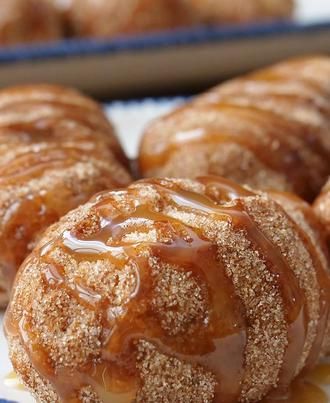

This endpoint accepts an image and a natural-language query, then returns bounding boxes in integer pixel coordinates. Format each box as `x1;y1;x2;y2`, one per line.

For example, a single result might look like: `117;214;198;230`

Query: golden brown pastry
139;56;330;201
5;176;330;403
64;0;293;38
0;84;131;307
0;0;62;46
314;178;330;245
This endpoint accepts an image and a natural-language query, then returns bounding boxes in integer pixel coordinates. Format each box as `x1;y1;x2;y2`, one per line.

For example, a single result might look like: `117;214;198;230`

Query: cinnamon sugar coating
0;0;62;45
5;176;330;403
139;56;330;201
314;178;330;246
0;84;131;307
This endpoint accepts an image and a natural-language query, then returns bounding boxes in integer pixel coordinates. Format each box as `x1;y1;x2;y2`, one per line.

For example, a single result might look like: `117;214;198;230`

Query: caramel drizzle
0;99;112;132
0;90;131;295
262;361;330;403
194;178;307;390
140;103;326;198
141;103;307;170
56;202;246;402
0;148;87;185
270;191;330;369
142;126;302;173
251;66;330;98
198;76;330;160
205;75;330;113
5;178;328;403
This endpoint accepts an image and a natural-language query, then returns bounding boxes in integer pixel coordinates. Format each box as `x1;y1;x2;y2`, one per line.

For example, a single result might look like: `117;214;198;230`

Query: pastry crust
5;176;329;402
0;0;62;45
314;178;330;245
0;84;131;307
139;56;330;201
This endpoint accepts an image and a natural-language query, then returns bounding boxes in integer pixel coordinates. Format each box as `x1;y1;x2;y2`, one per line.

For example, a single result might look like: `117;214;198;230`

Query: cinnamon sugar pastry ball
314;178;330;244
0;84;131;306
0;0;62;46
5;176;330;403
139;56;330;201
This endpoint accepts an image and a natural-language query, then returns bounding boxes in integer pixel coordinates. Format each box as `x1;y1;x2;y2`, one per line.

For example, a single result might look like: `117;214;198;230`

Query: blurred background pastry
0;0;62;46
51;0;294;39
183;0;294;23
63;0;192;38
0;84;131;307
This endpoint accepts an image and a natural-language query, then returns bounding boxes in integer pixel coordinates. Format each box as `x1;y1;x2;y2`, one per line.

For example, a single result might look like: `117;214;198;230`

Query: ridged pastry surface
0;0;62;45
0;84;131;306
139;57;330;201
314;179;330;245
5;176;330;403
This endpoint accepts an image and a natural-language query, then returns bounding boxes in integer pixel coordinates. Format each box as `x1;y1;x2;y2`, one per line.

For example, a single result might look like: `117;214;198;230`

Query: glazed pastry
64;0;293;38
314;178;330;244
0;0;62;46
0;84;131;307
139;56;330;201
5;176;330;403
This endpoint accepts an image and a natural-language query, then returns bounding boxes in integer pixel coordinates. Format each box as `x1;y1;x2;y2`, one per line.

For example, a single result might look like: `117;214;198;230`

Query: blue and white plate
0;0;328;97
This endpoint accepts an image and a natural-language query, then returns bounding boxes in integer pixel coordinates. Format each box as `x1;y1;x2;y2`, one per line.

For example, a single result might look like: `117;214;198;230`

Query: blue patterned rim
105;96;188;107
0;19;328;63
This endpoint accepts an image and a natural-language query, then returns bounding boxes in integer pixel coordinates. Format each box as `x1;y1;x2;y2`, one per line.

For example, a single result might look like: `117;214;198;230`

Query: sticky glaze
0;85;132;307
5;177;330;402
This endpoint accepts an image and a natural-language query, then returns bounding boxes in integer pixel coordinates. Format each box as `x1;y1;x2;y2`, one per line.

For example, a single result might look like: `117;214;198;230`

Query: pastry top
0;0;62;45
0;84;131;306
139;56;330;201
5;176;330;403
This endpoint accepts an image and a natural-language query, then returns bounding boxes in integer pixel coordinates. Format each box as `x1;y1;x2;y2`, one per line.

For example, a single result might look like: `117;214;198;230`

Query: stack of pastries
0;85;131;306
2;56;330;403
61;0;294;39
0;0;294;45
0;0;62;45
